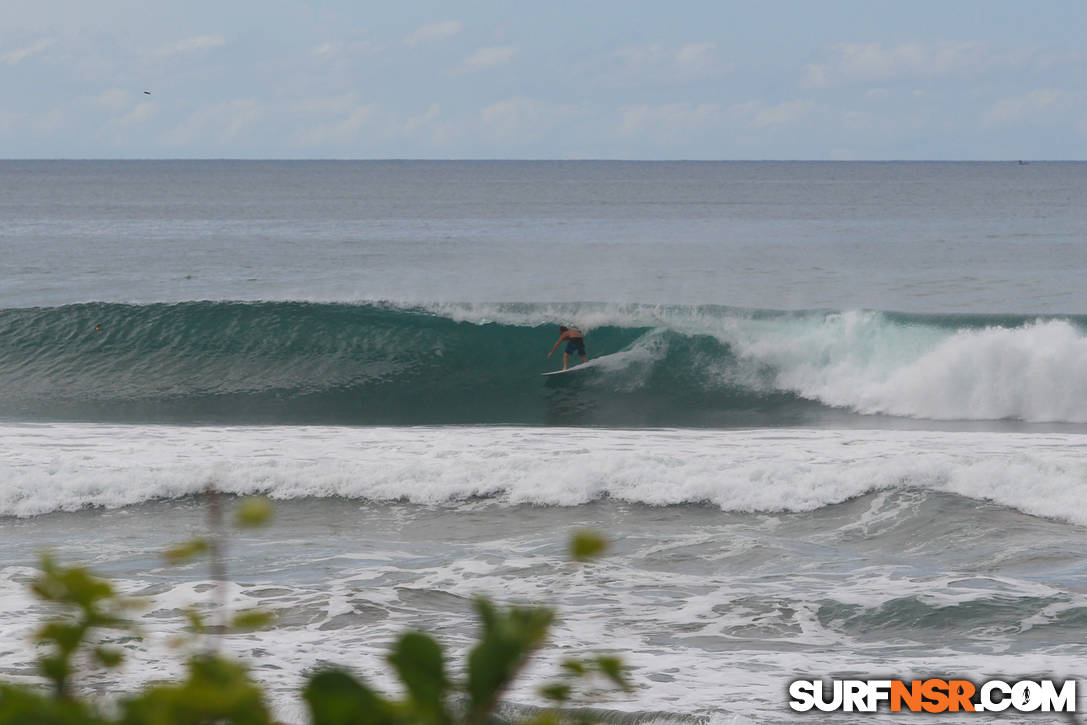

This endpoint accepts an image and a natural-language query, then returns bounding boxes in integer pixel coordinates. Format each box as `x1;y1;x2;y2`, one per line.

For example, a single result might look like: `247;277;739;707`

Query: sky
2;0;1086;159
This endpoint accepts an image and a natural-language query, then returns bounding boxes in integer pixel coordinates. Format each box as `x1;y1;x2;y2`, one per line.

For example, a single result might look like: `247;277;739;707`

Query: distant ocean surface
3;161;1087;723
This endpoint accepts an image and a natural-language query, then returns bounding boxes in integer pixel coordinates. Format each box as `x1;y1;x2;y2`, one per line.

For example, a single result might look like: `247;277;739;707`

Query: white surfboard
542;362;594;376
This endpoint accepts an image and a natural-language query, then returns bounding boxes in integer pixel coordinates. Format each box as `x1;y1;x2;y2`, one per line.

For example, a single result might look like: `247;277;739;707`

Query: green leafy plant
303;529;626;725
120;655;272;725
163;491;277;649
31;554;137;699
0;495;628;725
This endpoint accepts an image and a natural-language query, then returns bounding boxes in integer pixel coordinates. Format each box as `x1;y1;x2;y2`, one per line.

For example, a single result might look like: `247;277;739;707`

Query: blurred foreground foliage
0;509;625;725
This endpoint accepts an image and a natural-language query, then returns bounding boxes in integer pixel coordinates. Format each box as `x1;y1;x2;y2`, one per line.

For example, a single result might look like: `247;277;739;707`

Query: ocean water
2;160;1087;723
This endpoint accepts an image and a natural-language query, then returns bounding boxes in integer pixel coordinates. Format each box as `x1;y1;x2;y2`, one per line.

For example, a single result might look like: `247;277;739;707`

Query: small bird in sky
144;91;151;95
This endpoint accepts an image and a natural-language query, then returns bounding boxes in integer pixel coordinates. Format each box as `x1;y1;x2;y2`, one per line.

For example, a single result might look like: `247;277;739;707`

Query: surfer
547;326;588;371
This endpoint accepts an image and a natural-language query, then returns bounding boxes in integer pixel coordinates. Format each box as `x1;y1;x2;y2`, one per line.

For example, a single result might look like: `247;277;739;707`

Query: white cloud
803;64;829;89
89;89;155;129
94;89;131;111
291;93;432;147
731;100;814;128
983;89;1082;125
402;105;459;146
158;35;226;56
2;38;55;65
311;39;380;59
33;108;65;134
161;99;261;146
605;42;732;84
480;97;577;141
457;46;517;74
296;104;378;146
291;93;361;116
116;102;154;126
803;41;999;87
403;20;462;47
840;109;879;133
676;42;716;68
619;103;724;138
404;104;440;134
0;109;22;134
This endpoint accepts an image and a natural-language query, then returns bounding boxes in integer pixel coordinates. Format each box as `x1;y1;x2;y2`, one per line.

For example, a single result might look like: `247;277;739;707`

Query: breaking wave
2;301;1086;425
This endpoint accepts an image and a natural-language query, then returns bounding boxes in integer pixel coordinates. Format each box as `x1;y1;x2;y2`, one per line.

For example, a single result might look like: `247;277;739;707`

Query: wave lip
1;301;1086;425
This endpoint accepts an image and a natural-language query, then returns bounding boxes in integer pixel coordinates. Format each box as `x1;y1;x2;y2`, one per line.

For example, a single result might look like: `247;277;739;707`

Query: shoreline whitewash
1;424;1085;521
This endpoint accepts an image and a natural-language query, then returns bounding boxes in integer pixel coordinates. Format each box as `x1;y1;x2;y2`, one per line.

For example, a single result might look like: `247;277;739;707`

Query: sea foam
2;423;1085;524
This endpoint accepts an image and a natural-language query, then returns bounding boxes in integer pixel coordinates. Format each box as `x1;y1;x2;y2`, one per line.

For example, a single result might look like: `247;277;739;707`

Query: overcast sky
3;0;1085;159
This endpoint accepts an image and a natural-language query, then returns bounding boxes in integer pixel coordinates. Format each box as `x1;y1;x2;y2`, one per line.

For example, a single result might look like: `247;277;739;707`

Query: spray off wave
2;301;1086;425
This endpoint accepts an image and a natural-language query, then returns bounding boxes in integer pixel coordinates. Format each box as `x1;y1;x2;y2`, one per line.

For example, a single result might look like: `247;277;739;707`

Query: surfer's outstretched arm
547;334;565;358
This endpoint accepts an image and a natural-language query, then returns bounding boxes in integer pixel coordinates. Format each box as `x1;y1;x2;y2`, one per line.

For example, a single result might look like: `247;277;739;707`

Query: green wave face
1;301;1084;426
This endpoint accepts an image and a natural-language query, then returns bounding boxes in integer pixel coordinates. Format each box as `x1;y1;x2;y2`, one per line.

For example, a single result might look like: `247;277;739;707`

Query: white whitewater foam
419;302;1087;423
749;317;1087;423
2;423;1086;525
4;496;1087;725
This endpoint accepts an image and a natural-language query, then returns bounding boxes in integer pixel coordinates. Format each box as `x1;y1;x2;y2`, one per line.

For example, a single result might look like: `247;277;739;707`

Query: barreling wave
2;301;1087;426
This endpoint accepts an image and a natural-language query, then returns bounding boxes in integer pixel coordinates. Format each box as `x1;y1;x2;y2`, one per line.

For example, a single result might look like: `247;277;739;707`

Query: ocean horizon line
2;157;1083;163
